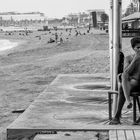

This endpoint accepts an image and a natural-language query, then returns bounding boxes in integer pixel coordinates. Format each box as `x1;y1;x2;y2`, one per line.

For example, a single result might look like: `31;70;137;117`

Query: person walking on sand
110;36;140;124
60;37;63;43
55;32;58;43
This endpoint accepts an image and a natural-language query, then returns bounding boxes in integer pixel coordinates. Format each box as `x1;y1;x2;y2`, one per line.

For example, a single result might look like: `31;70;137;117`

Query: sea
0;39;18;51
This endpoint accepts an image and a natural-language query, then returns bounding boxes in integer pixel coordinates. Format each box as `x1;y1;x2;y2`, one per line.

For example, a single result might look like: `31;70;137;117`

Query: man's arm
123;56;130;71
124;55;139;74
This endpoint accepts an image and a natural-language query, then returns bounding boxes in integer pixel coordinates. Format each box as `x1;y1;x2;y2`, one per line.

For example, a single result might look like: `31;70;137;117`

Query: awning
122;12;140;22
122;19;138;23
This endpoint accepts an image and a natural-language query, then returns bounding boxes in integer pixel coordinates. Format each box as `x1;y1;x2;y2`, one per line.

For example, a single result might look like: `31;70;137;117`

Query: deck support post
111;0;122;117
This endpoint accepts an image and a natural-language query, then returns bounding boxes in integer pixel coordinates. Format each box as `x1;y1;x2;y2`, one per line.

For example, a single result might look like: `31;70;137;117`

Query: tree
123;2;137;17
101;13;109;29
131;0;140;12
101;13;108;23
100;13;108;29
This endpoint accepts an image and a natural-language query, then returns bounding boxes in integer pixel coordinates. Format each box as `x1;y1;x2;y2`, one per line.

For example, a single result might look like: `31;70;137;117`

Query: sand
0;28;133;139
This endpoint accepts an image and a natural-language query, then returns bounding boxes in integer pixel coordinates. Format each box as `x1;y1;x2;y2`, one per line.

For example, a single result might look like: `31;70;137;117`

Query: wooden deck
109;130;140;140
7;74;140;140
33;131;108;140
32;130;140;140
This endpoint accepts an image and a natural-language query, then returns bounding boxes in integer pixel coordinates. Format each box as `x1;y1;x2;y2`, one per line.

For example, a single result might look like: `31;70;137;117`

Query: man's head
131;37;140;53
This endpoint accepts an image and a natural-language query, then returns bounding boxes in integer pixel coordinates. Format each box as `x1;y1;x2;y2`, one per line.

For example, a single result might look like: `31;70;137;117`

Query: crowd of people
47;27;91;44
1;26;92;45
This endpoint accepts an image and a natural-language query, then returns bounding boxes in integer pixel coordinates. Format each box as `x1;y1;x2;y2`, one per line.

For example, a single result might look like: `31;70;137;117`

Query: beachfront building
65;13;79;26
47;10;108;29
122;12;140;37
78;12;91;27
63;12;91;27
48;13;86;29
48;18;63;29
64;10;108;28
122;12;140;29
0;12;48;30
87;9;108;29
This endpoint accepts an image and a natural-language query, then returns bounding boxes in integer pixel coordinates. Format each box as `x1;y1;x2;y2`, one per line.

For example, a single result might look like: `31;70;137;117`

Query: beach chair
108;52;140;124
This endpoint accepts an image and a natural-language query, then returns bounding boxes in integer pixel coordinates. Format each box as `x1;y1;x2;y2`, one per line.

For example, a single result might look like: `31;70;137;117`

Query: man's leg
114;84;125;119
121;73;132;108
109;84;125;124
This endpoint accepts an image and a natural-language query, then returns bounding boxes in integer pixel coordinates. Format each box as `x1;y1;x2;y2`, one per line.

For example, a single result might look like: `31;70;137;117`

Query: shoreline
0;38;27;55
0;39;19;51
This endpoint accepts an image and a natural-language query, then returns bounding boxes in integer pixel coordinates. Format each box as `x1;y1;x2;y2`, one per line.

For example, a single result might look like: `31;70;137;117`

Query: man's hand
136;51;140;56
133;53;140;61
124;54;140;73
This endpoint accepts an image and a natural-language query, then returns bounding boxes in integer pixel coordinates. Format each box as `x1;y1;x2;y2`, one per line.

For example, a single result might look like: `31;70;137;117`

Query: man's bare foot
136;117;140;124
109;118;121;125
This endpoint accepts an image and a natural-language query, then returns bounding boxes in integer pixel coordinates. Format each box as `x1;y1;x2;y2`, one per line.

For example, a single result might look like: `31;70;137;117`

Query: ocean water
0;39;18;51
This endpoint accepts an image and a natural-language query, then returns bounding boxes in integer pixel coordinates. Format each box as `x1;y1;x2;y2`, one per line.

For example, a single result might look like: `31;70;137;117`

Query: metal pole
109;0;113;90
138;0;140;12
112;0;122;116
119;0;122;52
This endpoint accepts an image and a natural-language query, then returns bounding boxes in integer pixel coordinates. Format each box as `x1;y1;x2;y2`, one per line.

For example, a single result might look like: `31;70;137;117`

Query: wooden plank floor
33;131;102;140
109;129;140;140
32;130;140;140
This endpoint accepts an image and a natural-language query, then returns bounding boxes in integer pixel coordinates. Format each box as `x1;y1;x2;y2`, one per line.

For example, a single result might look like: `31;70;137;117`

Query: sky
0;0;131;18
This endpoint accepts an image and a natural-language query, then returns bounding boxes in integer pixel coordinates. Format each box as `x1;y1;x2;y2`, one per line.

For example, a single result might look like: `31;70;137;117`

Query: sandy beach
0;28;134;139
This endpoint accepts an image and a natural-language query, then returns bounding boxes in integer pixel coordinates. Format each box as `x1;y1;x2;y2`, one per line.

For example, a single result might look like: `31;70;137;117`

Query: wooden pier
7;74;140;140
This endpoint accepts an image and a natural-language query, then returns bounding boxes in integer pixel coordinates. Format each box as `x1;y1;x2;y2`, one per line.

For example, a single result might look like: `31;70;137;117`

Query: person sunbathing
110;36;140;124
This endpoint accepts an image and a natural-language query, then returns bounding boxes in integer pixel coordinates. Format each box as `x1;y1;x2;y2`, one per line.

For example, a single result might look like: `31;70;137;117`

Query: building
47;9;108;29
87;9;108;28
121;12;140;37
48;18;63;29
0;12;48;30
122;12;140;29
65;13;79;26
63;12;91;27
64;10;108;28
